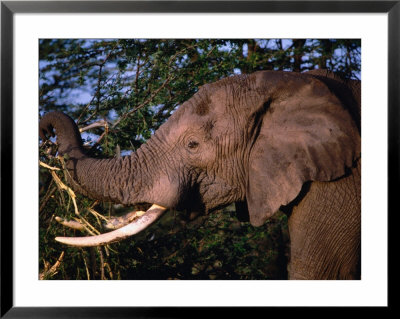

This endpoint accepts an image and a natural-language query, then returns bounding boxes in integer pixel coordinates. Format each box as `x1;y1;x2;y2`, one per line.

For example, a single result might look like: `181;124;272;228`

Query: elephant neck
288;159;361;279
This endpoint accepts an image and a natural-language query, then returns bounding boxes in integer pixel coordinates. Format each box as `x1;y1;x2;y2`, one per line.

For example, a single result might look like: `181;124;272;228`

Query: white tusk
55;204;167;247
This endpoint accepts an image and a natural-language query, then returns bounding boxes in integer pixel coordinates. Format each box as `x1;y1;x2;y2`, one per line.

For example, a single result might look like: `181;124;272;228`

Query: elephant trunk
39;111;168;246
41;112;145;204
40;111;85;159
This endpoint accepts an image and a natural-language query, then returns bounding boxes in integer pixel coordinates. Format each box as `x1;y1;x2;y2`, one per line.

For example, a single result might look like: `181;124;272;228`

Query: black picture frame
1;1;396;317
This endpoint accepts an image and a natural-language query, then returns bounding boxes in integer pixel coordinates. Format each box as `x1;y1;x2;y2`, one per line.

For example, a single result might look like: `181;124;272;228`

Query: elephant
39;69;361;280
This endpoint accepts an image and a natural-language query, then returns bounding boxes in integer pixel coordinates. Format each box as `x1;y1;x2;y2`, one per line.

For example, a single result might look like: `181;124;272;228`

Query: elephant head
40;70;361;253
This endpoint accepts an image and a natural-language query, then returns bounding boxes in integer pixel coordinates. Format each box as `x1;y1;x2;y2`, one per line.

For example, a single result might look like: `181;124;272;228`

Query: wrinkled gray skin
40;70;361;279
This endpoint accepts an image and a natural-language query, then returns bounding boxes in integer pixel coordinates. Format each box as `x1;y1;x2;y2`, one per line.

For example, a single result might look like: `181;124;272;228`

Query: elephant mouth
54;204;167;247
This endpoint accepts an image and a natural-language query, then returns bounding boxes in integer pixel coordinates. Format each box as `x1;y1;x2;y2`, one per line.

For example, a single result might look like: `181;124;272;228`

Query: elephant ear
246;74;361;226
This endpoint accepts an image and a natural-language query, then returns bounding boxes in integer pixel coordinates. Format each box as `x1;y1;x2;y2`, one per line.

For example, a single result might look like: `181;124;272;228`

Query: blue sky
40;39;360;112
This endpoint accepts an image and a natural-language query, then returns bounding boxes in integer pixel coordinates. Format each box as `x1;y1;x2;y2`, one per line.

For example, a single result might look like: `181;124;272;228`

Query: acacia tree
39;39;361;280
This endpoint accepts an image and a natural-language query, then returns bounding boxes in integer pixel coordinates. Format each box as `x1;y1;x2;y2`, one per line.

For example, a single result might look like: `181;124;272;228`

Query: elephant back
305;69;361;133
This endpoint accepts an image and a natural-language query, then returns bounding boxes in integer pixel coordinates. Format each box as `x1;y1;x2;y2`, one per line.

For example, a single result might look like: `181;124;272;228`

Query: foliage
39;39;361;280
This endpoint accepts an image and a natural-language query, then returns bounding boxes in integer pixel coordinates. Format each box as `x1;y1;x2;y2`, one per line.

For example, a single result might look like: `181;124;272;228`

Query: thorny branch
40;152;117;278
112;44;197;129
39;251;65;280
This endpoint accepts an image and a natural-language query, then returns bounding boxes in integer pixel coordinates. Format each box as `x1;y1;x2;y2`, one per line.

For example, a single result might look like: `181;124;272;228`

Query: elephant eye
188;140;199;149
